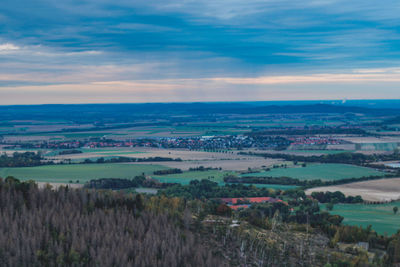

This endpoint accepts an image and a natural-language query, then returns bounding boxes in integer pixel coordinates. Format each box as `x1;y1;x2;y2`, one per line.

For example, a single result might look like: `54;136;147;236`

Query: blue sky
1;0;400;104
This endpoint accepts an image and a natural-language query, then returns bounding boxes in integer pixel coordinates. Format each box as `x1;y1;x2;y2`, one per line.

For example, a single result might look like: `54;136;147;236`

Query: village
2;134;347;151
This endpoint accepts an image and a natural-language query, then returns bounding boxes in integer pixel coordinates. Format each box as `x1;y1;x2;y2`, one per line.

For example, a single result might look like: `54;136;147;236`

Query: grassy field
241;163;384;181
322;202;400;235
0;163;169;184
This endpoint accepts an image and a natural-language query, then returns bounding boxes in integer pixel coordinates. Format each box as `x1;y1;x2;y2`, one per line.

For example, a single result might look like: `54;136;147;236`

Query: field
48;147;284;171
322;202;400;235
139;158;284;171
0;163;169;184
242;163;384;181
339;136;400;151
306;178;400;202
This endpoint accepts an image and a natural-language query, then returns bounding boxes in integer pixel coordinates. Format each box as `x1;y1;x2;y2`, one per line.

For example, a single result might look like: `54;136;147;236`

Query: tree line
0;152;44;167
0;152;183;168
242;151;400;166
310;191;363;204
223;173;395;188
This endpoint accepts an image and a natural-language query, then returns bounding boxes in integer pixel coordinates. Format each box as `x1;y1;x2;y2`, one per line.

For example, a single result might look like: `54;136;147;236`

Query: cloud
0;43;20;52
0;0;400;103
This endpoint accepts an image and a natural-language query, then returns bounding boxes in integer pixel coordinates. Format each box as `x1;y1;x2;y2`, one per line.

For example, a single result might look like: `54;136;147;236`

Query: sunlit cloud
210;69;400;85
1;0;400;104
0;43;20;53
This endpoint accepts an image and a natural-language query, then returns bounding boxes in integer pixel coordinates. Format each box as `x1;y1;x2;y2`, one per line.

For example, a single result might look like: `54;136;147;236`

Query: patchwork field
322;202;400;235
242;163;384;181
0;163;169;184
306;178;400;202
49;147;284;171
52;147;242;161
134;158;284;171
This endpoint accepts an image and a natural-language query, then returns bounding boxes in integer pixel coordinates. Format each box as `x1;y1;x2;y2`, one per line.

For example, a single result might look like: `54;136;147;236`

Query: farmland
322;201;400;235
2;102;400;240
306;178;400;202
241;163;384;181
46;147;284;171
0;163;169;184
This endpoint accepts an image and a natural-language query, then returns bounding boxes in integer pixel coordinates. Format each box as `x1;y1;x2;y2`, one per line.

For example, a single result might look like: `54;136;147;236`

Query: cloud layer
1;0;400;104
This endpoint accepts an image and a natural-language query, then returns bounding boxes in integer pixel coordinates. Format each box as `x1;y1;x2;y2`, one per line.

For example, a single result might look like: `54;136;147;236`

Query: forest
0;152;44;167
1;177;400;266
223;173;394;188
0;177;223;266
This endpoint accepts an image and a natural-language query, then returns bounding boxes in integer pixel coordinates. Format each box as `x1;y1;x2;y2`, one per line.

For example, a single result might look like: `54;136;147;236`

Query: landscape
1;101;400;266
2;0;400;266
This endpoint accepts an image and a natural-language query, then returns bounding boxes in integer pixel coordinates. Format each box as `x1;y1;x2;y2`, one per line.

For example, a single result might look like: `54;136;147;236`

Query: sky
1;0;400;104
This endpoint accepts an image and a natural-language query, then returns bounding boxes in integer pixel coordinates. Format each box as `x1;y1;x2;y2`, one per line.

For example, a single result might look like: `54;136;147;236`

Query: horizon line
1;98;400;107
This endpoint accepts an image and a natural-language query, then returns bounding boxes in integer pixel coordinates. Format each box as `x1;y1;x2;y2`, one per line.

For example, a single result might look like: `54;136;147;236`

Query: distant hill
0;102;399;122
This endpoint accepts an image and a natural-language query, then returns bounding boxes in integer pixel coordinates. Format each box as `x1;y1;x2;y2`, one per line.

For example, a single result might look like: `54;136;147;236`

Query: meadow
241;163;384;181
322;202;400;235
0;163;169;184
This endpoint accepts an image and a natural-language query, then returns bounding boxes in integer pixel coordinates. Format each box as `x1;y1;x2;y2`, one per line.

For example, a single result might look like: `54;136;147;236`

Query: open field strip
0;163;170;184
321;201;400;235
306;178;400;202
126;158;285;171
51;148;285;170
241;163;384;181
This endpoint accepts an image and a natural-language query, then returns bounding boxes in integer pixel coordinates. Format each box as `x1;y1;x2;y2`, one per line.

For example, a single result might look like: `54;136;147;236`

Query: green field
322;202;400;235
241;163;384;181
0;163;169;184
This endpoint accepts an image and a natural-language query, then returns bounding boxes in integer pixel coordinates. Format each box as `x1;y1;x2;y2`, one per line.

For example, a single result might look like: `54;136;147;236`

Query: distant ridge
0;102;399;122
